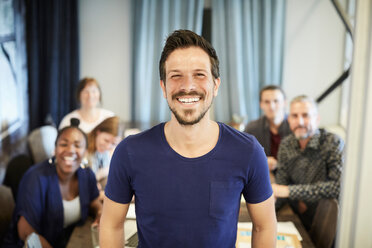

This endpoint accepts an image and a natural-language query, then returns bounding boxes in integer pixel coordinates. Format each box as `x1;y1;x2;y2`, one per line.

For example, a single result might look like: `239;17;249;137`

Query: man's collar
303;129;321;149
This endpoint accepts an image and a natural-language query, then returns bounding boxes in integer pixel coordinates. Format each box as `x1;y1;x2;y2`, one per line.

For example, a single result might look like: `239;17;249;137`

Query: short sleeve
105;141;134;204
242;140;273;203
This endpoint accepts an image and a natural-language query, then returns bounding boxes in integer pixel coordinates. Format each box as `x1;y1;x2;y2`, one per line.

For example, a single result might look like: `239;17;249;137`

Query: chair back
3;154;33;201
0;185;15;245
28;125;57;163
309;198;339;248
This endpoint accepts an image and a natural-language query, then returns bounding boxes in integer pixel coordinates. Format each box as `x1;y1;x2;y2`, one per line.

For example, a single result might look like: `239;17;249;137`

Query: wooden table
239;202;315;248
67;204;315;248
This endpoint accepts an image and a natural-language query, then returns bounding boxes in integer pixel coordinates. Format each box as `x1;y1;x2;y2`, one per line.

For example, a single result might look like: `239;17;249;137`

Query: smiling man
272;95;344;230
99;30;276;248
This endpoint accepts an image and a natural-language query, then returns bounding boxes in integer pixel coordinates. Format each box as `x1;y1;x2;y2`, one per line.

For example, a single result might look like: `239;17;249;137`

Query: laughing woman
3;119;102;248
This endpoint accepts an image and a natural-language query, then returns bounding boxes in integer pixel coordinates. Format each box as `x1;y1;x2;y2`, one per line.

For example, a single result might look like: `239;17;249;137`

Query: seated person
59;77;114;133
272;95;344;230
245;85;291;171
86;116;121;188
3;118;102;248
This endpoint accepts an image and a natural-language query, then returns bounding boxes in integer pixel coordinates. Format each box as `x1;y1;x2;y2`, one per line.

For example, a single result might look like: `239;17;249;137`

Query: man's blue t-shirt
105;122;272;248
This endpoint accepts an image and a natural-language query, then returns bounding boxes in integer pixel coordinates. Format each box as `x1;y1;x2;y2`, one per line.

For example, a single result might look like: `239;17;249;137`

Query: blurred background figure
3;119;102;248
59;77;115;133
87;116;121;190
272;95;344;231
245;85;291;173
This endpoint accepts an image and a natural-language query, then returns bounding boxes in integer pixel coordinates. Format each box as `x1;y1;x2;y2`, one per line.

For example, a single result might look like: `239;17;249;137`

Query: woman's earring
48;157;54;165
80;157;88;168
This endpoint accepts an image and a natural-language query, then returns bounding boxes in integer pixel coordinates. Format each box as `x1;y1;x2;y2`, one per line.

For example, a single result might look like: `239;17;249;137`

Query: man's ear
213;78;221;97
160;80;167;98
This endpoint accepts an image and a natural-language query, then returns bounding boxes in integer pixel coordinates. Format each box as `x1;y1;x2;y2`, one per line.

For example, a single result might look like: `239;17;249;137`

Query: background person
3;119;102;248
245;85;291;172
86;116;121;189
59;77;115;133
100;30;276;247
272;95;344;230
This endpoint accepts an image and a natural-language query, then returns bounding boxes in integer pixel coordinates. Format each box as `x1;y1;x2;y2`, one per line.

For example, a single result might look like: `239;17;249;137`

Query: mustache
293;125;307;131
172;91;204;100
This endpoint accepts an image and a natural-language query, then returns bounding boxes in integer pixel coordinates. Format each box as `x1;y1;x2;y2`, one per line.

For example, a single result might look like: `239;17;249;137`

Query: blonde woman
59;77;114;133
87;116;121;188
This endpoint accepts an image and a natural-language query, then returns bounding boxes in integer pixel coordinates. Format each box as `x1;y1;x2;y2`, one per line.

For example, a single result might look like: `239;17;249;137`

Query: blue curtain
212;0;286;123
131;0;204;125
27;0;80;130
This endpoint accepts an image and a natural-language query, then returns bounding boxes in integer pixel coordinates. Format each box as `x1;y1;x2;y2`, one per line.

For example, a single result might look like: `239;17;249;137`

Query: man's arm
99;196;130;247
246;194;277;247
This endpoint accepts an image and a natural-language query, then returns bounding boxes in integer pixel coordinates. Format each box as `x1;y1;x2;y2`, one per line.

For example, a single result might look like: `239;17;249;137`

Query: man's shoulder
319;128;344;148
244;116;267;133
220;122;260;150
116;123;164;151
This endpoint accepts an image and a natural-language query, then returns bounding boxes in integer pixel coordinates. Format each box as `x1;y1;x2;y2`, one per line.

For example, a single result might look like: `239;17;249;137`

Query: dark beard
169;107;208;125
168;98;213;126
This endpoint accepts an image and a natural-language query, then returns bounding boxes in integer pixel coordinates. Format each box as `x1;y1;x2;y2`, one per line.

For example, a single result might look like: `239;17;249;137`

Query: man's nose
269;102;276;109
180;75;196;91
298;116;304;125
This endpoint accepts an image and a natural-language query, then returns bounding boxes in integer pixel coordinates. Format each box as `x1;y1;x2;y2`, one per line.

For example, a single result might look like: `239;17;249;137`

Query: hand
267;156;278;171
272;183;289;198
92;209;102;227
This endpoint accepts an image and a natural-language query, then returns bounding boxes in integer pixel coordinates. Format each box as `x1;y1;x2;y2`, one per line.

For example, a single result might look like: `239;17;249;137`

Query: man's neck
164;115;219;158
267;114;285;134
298;137;311;150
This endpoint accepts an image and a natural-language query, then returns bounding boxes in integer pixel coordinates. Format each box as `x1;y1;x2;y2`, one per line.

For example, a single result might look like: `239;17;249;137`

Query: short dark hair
76;77;102;104
259;85;286;102
159;29;220;82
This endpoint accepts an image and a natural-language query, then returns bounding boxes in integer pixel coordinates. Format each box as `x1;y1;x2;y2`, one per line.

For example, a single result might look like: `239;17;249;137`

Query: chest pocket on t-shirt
209;181;243;220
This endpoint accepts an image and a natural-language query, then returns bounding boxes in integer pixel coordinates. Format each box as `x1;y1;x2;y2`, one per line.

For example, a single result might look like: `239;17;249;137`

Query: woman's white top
59;108;114;133
62;196;81;228
88;151;111;181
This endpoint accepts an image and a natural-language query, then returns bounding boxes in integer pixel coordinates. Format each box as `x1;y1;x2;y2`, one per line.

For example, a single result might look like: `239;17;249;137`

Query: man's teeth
64;156;76;161
178;97;200;103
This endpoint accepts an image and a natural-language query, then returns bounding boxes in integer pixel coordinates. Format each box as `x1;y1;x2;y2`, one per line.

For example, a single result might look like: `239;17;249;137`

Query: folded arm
17;216;52;248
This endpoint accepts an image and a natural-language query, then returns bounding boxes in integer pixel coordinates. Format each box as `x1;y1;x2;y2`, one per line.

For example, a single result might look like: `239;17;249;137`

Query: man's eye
196;73;205;78
171;74;181;78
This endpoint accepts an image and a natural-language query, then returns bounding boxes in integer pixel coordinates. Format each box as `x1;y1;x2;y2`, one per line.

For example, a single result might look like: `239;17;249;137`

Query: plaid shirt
275;128;344;210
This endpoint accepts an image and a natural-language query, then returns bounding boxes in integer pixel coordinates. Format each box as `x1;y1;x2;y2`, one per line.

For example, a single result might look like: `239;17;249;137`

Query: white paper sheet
238;221;302;241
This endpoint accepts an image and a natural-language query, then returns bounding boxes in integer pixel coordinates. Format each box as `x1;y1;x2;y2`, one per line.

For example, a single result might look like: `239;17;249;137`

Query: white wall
282;0;346;126
79;0;131;122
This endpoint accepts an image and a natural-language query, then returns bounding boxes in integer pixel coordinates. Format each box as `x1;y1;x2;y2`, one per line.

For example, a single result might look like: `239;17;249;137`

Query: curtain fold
27;0;80;130
131;0;204;125
212;0;286;123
